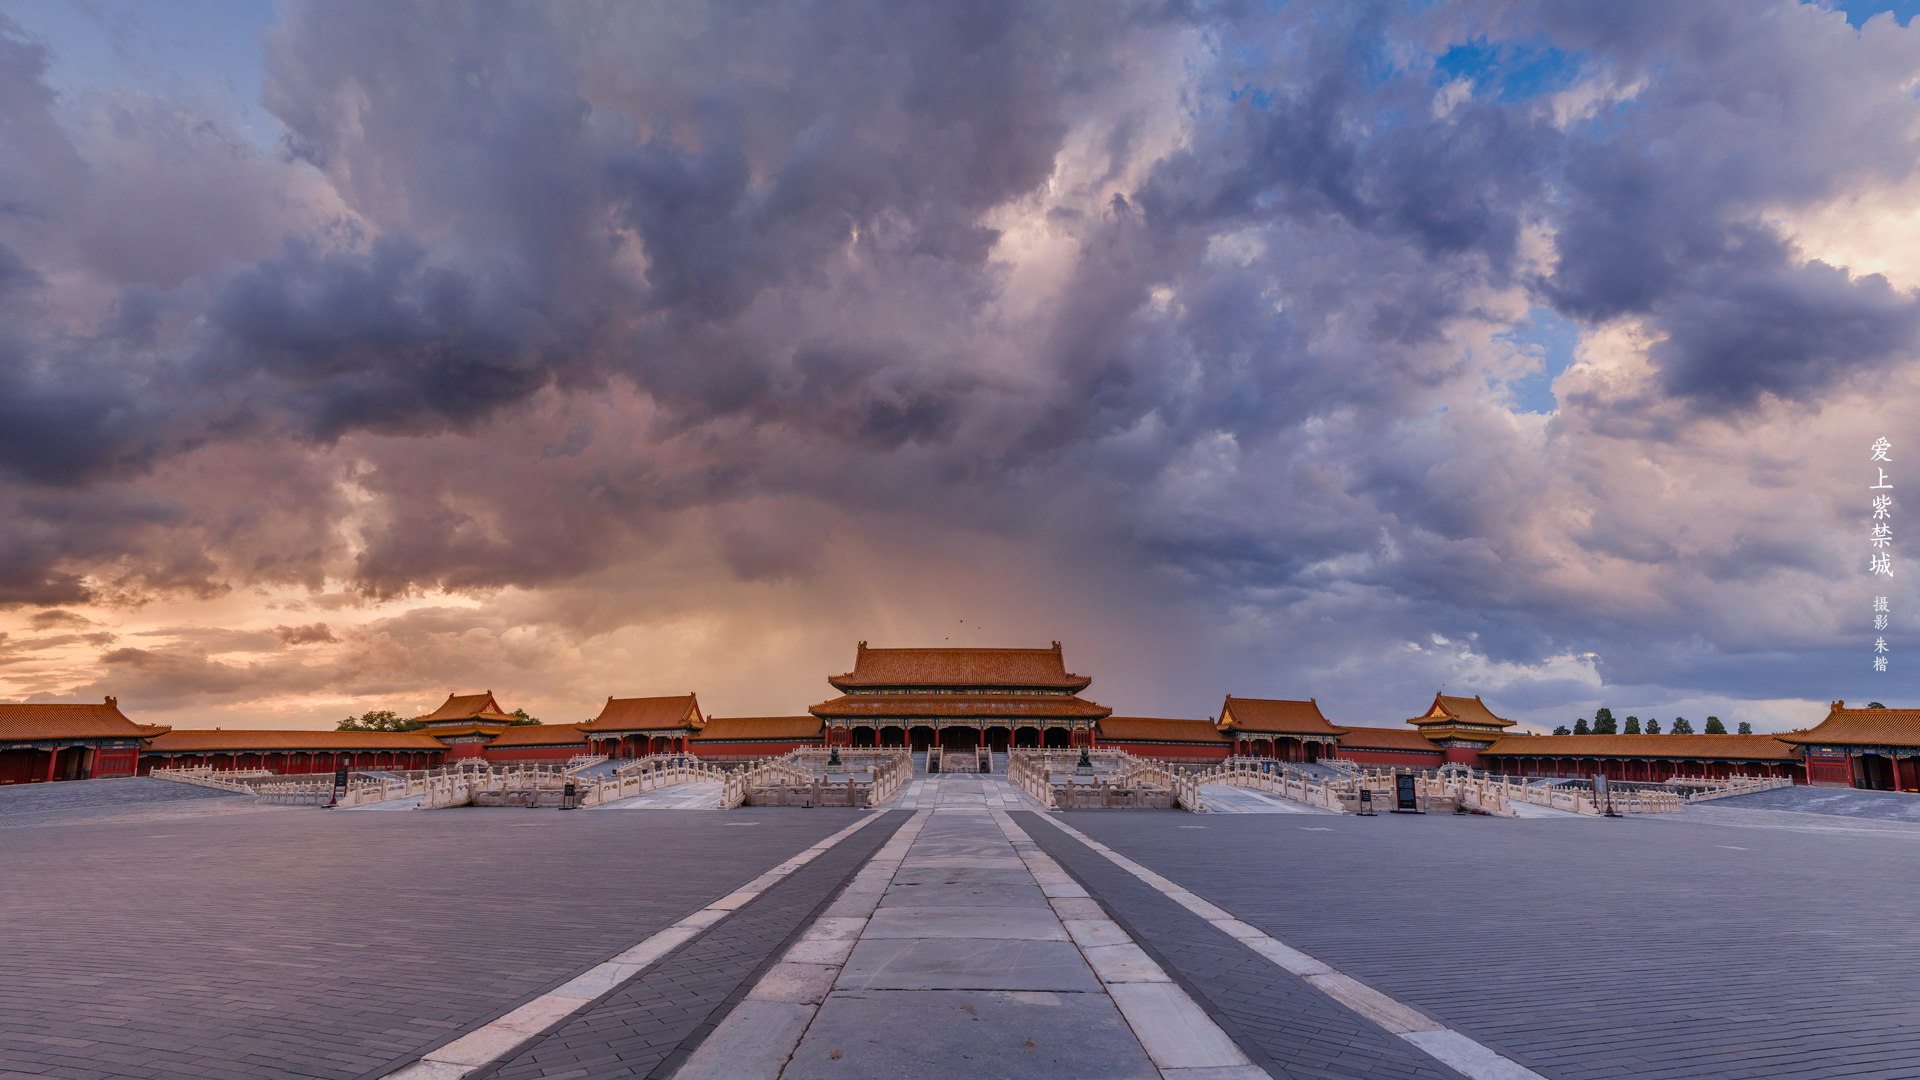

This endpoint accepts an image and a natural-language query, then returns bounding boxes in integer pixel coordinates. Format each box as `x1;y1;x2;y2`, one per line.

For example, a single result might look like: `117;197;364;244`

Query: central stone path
678;774;1263;1080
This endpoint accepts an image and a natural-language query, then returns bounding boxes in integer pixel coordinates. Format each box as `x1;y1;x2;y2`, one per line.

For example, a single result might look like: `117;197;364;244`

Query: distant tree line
336;707;541;731
1550;706;1751;736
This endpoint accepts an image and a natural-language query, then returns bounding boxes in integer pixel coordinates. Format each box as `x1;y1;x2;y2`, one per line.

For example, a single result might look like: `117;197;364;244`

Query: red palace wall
1805;751;1852;787
1;746;141;783
138;750;444;775
0;749;48;784
1482;755;1805;784
93;749;139;777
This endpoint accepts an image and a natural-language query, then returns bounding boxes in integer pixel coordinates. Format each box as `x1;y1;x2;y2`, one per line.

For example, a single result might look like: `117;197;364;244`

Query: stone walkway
1198;785;1333;814
424;774;1243;1080
596;781;727;810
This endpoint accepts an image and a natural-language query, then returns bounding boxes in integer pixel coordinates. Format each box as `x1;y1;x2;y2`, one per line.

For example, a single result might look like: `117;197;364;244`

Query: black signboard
1358;788;1374;816
327;767;349;808
1390;773;1423;814
562;780;577;810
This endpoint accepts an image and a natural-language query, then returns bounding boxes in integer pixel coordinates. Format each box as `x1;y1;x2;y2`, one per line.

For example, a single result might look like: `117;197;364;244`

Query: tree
1671;717;1695;734
1737;722;1752;735
1553;725;1570;735
1593;707;1617;735
1704;717;1727;734
509;708;542;726
1645;718;1661;735
337;709;423;732
1573;718;1591;735
1868;702;1887;709
1623;716;1641;734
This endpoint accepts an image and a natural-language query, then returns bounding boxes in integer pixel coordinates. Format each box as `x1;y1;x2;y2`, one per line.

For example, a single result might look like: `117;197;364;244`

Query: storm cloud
0;1;1916;730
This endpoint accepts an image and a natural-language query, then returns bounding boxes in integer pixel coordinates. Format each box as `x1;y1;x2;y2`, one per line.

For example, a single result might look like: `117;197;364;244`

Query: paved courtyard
1;777;1915;1079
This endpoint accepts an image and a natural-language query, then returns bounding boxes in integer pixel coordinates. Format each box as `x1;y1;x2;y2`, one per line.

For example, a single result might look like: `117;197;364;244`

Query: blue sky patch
1499;307;1582;414
1435;37;1584;101
1823;0;1920;27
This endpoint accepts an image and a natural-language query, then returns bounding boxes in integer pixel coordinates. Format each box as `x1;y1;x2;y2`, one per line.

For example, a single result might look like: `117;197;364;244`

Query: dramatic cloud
0;1;1916;731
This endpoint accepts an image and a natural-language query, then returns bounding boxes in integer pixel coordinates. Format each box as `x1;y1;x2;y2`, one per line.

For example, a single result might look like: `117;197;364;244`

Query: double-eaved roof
1410;694;1516;729
1777;701;1920;749
414;692;518;727
829;642;1091;691
0;698;168;743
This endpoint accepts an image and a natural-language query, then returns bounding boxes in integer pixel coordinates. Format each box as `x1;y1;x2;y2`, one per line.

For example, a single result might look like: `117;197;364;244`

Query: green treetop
1593;707;1617;735
1623;716;1641;734
1703;717;1727;734
1645;718;1662;734
510;708;542;726
336;709;424;732
1573;718;1591;735
1670;717;1695;734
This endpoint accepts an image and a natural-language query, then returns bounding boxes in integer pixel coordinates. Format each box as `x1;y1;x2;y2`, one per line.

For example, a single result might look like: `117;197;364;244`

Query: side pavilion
578;695;705;759
141;729;448;775
1777;701;1920;790
1215;697;1346;762
0;698;167;783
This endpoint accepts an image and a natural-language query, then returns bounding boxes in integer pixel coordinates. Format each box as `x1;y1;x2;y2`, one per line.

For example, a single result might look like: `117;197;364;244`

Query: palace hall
1;644;1914;791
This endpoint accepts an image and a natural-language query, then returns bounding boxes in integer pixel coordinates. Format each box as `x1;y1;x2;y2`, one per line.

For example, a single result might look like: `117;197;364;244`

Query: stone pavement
7;777;1920;1080
1706;784;1920;823
0;805;873;1080
478;811;912;1079
1018;810;1463;1080
0;776;281;829
1054;805;1920;1080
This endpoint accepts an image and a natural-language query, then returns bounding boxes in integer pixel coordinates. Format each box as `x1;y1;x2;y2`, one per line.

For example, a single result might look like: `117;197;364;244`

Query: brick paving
1054;809;1920;1080
1014;810;1461;1080
0;777;272;829
0;805;874;1080
1708;785;1920;823
482;810;910;1080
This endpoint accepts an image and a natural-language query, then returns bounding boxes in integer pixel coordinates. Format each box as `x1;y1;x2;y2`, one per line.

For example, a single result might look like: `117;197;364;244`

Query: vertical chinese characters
1870;438;1893;672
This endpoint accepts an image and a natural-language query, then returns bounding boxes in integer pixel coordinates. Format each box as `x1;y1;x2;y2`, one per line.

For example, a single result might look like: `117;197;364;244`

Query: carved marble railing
1004;749;1200;811
718;749;912;808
